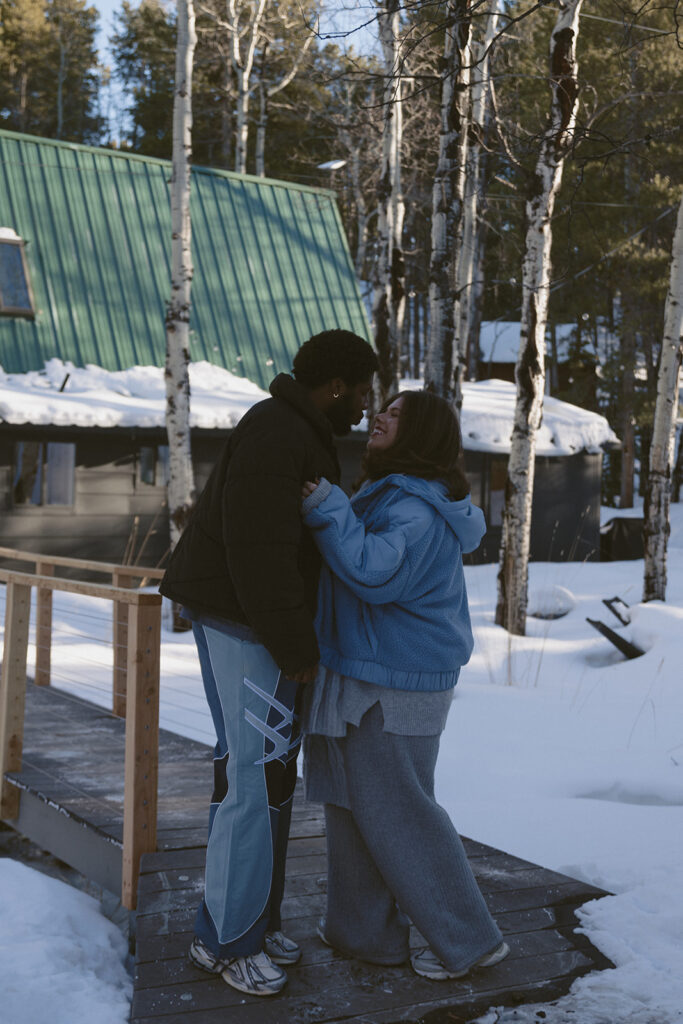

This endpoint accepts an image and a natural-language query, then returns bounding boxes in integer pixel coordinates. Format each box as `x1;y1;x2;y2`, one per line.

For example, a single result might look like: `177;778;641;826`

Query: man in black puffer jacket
160;329;377;996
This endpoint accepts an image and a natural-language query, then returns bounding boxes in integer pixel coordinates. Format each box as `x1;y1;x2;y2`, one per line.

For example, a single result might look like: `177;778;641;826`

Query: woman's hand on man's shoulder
301;479;319;501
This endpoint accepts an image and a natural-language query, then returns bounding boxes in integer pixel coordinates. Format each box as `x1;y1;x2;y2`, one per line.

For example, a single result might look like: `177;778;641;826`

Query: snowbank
452;504;683;1023
0;860;132;1024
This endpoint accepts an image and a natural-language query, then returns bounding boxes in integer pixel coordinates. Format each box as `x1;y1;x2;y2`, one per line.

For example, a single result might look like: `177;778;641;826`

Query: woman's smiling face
367;396;404;452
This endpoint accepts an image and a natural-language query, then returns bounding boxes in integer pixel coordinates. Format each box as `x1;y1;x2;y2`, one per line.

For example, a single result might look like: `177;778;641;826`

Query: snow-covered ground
1;504;682;1023
0;859;132;1024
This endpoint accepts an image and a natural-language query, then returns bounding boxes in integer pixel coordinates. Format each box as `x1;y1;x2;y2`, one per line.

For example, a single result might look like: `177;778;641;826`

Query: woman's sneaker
264;930;301;964
316;918;332;948
411;941;510;980
188;937;288;995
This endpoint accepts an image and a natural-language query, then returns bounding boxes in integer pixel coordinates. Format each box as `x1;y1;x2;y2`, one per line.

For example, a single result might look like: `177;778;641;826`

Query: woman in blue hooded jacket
300;390;508;981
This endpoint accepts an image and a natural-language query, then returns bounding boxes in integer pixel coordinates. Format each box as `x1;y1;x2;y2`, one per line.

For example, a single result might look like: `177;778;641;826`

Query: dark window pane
0;241;33;314
468;469;482;507
158;445;170;486
13;442;43;504
489;458;507;526
139;446;156;485
45;443;75;505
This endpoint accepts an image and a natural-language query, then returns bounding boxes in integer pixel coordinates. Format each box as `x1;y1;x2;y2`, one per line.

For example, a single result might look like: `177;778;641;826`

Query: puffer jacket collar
269;373;335;451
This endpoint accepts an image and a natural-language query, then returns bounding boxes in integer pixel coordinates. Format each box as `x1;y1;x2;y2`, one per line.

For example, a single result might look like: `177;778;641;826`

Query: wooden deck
5;683;613;1024
3;682;213;896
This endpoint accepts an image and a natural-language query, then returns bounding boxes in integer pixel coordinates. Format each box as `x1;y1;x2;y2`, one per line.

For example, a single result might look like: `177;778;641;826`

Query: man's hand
290;663;319;685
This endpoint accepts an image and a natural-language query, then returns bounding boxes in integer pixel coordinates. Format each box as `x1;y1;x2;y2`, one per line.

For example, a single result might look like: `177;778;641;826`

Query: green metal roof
0;130;371;391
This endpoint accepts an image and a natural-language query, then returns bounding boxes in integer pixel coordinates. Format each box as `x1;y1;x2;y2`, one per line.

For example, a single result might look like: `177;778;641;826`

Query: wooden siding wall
465;451;602;564
0;431;600;566
0;436;168;566
0;432;369;569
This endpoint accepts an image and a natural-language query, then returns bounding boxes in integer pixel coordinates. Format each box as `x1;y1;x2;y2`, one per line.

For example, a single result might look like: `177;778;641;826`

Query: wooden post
0;581;32;819
121;595;161;910
35;562;54;686
112;570;133;718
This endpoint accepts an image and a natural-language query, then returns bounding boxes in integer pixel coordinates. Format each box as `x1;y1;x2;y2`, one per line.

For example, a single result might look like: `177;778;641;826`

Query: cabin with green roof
0;129;371;564
0;129;370;389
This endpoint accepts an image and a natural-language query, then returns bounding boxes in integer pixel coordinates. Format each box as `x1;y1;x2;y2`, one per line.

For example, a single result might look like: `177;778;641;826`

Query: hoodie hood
353;473;486;554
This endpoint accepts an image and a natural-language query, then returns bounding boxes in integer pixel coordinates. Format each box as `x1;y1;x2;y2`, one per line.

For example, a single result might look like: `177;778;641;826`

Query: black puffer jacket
159;374;341;676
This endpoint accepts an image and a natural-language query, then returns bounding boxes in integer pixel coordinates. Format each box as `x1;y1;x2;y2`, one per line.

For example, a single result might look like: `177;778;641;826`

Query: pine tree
0;0;102;141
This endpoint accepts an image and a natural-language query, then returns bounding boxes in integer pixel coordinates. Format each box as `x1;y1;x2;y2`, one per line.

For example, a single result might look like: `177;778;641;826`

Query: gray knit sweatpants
310;702;503;973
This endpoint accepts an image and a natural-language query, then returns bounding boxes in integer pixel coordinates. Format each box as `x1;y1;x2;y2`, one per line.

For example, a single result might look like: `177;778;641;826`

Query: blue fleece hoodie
302;474;486;691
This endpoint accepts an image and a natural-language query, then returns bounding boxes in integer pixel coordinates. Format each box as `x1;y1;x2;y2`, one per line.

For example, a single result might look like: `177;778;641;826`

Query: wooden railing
0;547;165;717
0;550;166;909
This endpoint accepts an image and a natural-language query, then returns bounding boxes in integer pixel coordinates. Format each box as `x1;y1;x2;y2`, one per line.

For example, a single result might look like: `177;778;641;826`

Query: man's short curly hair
292;329;378;388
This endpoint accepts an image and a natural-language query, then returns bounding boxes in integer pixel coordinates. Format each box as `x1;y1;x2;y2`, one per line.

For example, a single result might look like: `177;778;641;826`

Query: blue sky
91;0;378;65
92;0;119;62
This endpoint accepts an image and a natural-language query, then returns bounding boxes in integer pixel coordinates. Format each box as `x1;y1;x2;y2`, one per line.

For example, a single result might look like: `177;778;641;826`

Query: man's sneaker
411;941;510;980
264;930;301;964
188;936;225;974
189;937;289;993
221;951;287;996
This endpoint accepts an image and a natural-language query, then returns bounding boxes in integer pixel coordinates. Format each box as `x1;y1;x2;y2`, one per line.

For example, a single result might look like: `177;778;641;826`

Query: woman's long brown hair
356;390;470;500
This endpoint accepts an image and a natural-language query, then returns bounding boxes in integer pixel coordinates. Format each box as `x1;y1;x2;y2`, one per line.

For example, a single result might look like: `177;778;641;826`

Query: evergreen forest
1;0;681;507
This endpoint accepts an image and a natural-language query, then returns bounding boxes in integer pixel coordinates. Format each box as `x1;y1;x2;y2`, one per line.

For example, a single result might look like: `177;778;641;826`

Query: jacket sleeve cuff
301;476;333;517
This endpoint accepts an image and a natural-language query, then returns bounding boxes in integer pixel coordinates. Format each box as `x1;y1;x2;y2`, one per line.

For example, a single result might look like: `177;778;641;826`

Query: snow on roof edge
0;361;618;457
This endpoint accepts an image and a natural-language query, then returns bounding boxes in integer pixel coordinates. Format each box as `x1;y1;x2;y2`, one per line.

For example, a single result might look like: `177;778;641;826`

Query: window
488;457;507;527
138;445;169;486
139;446;156;485
0;230;35;318
13;442;75;506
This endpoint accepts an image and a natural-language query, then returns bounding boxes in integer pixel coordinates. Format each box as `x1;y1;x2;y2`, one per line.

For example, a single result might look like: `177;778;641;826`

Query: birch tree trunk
424;0;472;408
230;0;267;175
619;321;637;507
56;28;67;139
459;0;497;385
234;65;250;173
165;0;197;554
255;76;268;177
495;0;583;634
351;145;369;278
338;80;372;279
643;196;683;602
254;18;317;178
372;0;406;402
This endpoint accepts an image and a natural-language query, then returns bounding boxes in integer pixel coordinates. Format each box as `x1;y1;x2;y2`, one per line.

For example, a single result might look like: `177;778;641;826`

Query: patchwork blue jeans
191;620;300;958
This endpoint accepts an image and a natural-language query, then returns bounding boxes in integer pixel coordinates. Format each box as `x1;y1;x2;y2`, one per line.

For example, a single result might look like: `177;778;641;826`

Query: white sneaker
188;936;225;974
477;941;510;968
264;929;301;964
411;941;510;980
316;918;332;948
221;950;288;996
189;937;288;995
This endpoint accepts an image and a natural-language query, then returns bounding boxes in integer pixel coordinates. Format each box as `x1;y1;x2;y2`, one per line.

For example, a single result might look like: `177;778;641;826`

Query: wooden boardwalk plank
130;790;610;1022
5;683;612;1023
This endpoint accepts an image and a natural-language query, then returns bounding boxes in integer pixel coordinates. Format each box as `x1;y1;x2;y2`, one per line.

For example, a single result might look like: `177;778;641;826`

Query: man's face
327;377;373;436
